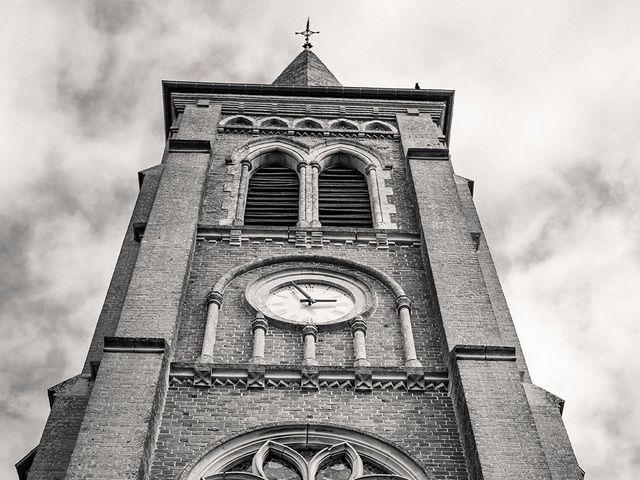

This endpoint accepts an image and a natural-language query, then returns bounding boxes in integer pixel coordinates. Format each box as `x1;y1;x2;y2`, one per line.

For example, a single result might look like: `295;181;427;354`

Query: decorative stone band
197;227;422;249
103;336;166;354
169;365;447;392
451;345;517;362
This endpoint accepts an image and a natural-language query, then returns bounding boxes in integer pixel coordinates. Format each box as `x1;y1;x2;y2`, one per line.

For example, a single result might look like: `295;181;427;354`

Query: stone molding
197;226;421;249
168;364;447;393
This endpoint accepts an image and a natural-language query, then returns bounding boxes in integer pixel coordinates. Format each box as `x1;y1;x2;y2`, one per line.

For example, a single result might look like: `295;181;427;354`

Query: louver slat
244;166;299;226
319;167;373;227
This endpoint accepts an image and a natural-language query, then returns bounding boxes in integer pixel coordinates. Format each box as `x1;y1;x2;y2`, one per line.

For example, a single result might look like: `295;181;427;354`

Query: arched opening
179;424;430;480
318;161;372;227
244;152;299;226
227;116;254;127
295;119;323;129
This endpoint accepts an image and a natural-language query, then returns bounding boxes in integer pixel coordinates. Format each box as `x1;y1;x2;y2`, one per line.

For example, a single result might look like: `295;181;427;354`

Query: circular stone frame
244;267;376;331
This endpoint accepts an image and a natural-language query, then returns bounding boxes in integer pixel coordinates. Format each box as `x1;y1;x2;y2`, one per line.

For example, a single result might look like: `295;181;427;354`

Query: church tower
19;27;582;480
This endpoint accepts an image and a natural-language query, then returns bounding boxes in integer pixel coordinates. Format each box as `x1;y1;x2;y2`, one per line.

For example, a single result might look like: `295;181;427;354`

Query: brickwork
65;351;167;480
175;242;443;369
151;386;467;480
81;165;162;373
406;155;502;351
116;150;211;341
26;377;90;480
454;176;530;379
453;359;551;480
525;384;583;480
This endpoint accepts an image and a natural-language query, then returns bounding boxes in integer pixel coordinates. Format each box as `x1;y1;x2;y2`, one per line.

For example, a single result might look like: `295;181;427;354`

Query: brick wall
175;242;443;369
150;386;467;480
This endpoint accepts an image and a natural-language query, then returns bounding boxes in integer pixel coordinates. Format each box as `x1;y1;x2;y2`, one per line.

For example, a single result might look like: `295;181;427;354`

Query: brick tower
18;36;582;480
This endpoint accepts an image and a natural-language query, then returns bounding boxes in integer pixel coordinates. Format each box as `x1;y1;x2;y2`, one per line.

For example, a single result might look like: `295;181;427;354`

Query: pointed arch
178;424;431;480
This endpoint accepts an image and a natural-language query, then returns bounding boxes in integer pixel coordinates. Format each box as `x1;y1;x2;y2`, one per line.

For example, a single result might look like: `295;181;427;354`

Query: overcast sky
1;1;639;479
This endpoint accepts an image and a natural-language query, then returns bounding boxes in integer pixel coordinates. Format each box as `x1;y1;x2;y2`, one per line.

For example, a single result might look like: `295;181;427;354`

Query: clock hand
289;281;315;305
299;299;337;303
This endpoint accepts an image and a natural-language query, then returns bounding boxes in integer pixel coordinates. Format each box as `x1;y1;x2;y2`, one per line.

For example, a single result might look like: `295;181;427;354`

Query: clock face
265;283;355;325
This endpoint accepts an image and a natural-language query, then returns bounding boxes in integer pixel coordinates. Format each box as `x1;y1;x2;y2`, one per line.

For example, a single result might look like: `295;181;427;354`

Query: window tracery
205;441;407;480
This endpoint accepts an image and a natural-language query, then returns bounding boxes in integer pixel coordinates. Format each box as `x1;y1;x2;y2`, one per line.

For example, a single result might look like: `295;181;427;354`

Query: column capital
207;291;223;306
365;164;377;174
296;162;308;173
252;313;269;333
240;159;252;169
396;294;411;312
349;316;367;335
302;324;318;339
309;162;321;171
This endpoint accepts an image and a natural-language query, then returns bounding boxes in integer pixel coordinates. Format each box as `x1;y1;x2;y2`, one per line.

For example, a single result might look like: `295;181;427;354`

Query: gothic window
318;166;373;227
209;441;404;480
244;165;299;226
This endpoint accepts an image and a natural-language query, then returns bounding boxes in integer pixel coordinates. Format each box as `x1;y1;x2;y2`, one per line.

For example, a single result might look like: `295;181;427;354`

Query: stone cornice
162;81;454;145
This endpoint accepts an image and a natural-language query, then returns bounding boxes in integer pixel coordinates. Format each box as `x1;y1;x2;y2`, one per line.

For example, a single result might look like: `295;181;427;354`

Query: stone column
233;159;252;225
365;165;384;228
251;313;268;364
396;295;422;367
302;324;319;366
199;291;223;363
350;316;370;367
310;163;321;227
297;163;309;227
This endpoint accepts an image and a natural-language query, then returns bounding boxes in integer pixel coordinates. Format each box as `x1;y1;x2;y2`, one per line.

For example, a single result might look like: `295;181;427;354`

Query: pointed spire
272;19;341;87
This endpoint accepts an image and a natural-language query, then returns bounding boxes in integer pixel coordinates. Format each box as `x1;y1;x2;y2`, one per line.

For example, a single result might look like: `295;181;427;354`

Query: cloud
1;1;639;479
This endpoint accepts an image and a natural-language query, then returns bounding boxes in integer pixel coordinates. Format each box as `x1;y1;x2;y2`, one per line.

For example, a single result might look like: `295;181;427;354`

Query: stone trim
103;337;166;354
451;345;517;361
168;364;448;393
196;226;421;248
406;147;449;160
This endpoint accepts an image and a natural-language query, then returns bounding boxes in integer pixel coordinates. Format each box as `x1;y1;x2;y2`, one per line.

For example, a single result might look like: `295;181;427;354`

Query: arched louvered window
244;165;299;226
318;166;373;227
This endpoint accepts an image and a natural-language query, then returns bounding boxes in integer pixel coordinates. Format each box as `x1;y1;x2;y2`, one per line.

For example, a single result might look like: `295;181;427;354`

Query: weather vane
295;17;319;50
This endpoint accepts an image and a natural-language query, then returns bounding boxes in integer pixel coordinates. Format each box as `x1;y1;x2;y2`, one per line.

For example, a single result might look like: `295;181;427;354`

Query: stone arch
362;120;396;133
329;118;359;131
178;424;432;480
199;256;422;367
259;117;290;129
210;254;404;297
294;117;324;129
309;141;390;228
221;115;256;127
227;138;309;225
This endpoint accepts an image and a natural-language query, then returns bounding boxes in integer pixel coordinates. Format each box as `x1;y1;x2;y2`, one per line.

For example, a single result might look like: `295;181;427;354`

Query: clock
244;268;375;329
265;282;355;325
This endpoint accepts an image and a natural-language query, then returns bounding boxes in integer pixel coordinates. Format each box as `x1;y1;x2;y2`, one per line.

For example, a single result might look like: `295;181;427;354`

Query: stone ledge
451;344;516;362
103;337;167;354
167;138;211;153
406;147;449;160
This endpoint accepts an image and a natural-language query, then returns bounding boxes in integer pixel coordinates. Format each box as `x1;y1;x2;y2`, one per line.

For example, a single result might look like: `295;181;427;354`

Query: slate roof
272;50;341;87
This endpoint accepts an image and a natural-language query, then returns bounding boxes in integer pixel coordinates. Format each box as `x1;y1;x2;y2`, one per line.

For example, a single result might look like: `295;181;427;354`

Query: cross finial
295;17;319;50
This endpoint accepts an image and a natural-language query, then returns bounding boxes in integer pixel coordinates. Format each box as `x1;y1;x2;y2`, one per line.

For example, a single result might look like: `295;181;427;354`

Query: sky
1;1;639;478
